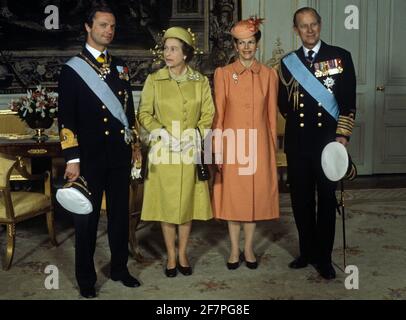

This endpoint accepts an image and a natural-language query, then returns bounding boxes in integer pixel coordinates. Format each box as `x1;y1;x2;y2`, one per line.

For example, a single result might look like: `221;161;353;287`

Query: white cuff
67;158;80;164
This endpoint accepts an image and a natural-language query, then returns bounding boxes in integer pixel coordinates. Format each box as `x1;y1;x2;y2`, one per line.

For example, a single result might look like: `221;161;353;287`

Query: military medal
323;77;335;92
327;58;343;76
315;58;344;78
99;62;111;80
79;52;111;80
117;65;130;81
314;63;323;78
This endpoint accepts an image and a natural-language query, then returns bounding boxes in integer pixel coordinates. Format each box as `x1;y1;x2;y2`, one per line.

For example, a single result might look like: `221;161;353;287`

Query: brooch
232;73;238;84
187;72;201;81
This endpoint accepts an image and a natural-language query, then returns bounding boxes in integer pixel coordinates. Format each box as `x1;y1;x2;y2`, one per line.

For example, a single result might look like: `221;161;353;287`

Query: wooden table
0;136;62;179
0;136;61;158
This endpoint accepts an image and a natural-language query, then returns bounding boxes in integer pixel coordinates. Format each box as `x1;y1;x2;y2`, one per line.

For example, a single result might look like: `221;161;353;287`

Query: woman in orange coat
212;17;279;269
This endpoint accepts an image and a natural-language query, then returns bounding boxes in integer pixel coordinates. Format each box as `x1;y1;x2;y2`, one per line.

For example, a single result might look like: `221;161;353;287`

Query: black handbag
196;128;210;181
197;153;210;181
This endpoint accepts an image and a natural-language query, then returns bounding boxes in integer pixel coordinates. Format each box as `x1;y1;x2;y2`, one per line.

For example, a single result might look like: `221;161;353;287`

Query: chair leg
46;210;58;246
3;223;16;271
129;212;143;262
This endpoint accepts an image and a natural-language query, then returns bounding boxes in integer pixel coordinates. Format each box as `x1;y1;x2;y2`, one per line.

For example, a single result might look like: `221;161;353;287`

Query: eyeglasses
237;40;257;47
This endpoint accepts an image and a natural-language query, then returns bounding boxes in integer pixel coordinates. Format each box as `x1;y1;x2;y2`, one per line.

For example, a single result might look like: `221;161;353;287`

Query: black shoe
111;273;141;288
165;267;177;277
177;263;192;276
288;256;309;269
226;261;240;270
316;263;336;280
79;286;97;299
226;253;242;270
241;252;258;269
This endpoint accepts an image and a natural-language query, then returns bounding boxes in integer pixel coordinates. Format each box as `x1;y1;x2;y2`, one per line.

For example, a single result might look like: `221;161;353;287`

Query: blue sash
283;53;339;121
66;57;133;144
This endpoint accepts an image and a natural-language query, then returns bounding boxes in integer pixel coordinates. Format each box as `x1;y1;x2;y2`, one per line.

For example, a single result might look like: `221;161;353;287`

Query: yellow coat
138;66;215;224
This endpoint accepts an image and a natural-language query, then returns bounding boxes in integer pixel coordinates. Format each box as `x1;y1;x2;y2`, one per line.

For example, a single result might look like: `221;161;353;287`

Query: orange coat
212;60;280;221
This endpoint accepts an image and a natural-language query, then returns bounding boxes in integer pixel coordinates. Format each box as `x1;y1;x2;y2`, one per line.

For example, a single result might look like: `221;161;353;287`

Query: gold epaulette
60;128;79;150
336;115;355;137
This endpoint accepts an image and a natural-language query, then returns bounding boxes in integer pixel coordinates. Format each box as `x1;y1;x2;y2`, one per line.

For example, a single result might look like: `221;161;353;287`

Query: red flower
247;16;265;32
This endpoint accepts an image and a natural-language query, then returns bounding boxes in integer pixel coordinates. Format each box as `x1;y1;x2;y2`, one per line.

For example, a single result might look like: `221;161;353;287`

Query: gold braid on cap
150;28;204;65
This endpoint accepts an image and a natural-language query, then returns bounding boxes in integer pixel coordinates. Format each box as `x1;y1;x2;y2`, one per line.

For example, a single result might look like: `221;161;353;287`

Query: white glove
131;165;142;180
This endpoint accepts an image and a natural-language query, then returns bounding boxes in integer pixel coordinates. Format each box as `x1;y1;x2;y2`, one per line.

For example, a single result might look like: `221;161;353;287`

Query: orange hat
230;16;265;39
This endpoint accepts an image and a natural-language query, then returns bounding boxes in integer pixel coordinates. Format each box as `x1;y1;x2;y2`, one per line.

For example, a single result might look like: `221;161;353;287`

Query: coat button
299;103;304;108
102;105;106;109
318;123;323;127
118;91;123;96
300;93;304;98
318;102;322;107
300;123;304;128
120;129;124;134
300;113;304;118
318;113;322;117
103;118;108;123
105;130;110;135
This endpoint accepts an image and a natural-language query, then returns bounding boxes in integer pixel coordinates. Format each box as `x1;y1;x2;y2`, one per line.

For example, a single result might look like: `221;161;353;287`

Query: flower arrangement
9;85;58;129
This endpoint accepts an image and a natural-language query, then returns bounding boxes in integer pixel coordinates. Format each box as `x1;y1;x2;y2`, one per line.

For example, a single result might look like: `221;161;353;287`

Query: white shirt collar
85;43;107;60
303;40;321;57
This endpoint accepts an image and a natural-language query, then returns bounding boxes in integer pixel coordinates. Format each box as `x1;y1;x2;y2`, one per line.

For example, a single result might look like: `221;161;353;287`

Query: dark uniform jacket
278;41;357;154
58;48;135;168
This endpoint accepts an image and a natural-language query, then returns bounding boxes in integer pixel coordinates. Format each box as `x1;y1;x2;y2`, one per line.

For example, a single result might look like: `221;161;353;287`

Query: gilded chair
99;180;144;262
276;112;288;190
0;155;57;270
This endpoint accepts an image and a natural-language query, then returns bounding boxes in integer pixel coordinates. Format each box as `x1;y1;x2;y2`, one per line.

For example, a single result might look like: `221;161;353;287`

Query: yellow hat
163;27;195;48
231;16;264;40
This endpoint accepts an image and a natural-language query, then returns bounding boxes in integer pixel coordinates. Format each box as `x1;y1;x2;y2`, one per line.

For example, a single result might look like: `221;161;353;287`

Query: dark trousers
287;151;337;265
73;165;130;289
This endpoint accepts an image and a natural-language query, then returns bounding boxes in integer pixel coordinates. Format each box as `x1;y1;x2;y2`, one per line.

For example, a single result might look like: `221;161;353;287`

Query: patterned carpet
1;188;406;300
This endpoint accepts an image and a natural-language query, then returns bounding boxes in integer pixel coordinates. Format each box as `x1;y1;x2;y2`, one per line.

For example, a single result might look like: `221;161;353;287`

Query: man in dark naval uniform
58;1;141;298
278;7;356;279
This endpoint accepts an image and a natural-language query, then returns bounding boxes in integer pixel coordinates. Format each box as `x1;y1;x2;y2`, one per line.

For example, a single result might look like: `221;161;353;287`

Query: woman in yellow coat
212;18;279;269
138;27;215;277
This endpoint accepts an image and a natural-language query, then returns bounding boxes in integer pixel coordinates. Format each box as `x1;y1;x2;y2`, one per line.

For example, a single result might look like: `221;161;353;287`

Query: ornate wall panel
0;0;240;94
